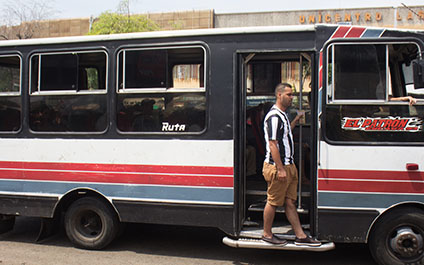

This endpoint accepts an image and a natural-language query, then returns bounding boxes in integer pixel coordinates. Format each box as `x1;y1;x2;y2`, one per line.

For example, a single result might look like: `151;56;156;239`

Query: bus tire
64;197;119;250
369;207;424;265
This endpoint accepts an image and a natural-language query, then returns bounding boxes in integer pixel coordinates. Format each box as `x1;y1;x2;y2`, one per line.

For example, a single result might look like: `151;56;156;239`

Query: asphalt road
0;217;377;265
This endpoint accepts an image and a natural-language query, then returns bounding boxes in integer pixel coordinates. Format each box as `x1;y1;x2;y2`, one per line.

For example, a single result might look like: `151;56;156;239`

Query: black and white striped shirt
263;105;294;165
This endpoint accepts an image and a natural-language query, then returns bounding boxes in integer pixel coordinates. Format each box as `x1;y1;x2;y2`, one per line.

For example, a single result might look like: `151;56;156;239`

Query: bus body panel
317;142;424;242
0;138;235;231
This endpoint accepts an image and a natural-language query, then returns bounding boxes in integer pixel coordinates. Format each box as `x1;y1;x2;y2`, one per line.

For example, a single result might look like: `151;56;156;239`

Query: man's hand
291;112;305;129
277;168;287;181
406;96;417;105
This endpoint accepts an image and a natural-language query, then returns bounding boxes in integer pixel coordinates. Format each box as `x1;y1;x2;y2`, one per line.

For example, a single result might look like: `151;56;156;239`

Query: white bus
0;24;423;265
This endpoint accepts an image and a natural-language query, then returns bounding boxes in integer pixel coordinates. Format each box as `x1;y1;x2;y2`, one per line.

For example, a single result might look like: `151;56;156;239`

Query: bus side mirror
413;59;424;89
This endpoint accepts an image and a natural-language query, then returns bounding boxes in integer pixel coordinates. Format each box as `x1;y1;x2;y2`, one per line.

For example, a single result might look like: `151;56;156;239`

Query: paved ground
0;217;377;265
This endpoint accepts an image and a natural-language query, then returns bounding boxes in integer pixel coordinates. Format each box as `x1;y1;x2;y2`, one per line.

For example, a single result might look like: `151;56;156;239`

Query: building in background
216;5;424;29
1;6;423;39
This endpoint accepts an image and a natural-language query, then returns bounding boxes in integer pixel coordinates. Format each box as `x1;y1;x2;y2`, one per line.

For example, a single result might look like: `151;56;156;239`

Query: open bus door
234;53;248;234
224;51;334;251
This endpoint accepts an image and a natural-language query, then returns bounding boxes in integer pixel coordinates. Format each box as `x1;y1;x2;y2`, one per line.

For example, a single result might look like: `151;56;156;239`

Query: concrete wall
39;18;91;37
215;6;424;29
146;10;214;30
1;10;214;40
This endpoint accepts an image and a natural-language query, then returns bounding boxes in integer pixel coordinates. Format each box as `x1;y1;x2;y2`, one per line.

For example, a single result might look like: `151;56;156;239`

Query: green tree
89;12;159;35
89;0;159;35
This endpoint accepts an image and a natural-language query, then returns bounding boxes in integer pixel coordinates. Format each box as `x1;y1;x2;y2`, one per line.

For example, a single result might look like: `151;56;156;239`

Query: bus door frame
235;50;318;235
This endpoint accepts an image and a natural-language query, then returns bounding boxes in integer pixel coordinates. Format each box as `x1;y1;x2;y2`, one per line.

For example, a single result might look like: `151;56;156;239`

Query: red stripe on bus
332;26;351;38
345;27;366;38
0;161;234;188
0;168;234;187
0;161;233;176
318;179;424;194
318;169;424;182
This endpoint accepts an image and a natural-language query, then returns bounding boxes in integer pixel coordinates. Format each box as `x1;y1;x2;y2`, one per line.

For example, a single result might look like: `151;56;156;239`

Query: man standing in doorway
261;83;321;246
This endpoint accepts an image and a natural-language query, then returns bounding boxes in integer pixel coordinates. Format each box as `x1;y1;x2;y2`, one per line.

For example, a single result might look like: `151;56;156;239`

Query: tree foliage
89;12;160;35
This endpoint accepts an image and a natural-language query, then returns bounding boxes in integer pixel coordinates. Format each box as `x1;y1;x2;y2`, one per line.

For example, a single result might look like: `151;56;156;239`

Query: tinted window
117;47;206;133
30;51;107;132
0;55;20;93
31;51;107;93
325;43;424;143
0;55;21;132
30;94;107;132
117;93;205;132
331;44;386;101
123;50;167;89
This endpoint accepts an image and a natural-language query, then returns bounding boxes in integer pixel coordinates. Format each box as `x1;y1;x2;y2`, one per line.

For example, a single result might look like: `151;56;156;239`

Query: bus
0;24;423;265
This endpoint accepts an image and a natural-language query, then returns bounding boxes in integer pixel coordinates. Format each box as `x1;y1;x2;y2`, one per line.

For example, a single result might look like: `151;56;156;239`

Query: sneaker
262;235;288;245
294;236;321;247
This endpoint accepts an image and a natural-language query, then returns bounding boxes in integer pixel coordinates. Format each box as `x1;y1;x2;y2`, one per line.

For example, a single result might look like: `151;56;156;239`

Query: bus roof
0;25;317;47
0;24;423;48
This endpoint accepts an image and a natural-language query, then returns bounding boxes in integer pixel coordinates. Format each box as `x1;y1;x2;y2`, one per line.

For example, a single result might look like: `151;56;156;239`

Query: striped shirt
263;105;294;165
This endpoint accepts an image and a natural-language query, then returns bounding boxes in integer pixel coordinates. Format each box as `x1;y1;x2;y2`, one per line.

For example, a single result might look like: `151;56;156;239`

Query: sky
48;0;424;19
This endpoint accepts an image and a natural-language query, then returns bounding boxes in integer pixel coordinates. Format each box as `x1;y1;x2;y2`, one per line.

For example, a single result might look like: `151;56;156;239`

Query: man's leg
284;198;307;239
263;202;276;238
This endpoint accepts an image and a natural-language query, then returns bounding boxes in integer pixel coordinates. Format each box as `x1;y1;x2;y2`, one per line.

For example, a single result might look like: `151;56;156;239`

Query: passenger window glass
30;94;107;132
0;55;21;132
29;51;108;132
41;54;78;91
117;46;206;133
0;96;21;132
31;51;106;93
117;93;205;132
123;50;167;89
325;42;424;143
0;55;20;93
331;44;386;101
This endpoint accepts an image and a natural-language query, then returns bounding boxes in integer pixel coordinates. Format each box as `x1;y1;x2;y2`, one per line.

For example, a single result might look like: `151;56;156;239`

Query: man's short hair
275;83;292;96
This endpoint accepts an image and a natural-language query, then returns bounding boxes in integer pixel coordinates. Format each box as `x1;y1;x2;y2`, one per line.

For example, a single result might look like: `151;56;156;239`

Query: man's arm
290;113;304;130
389;95;417;105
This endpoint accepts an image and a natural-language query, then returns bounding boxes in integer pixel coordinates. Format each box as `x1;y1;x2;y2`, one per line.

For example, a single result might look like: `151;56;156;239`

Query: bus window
29;50;107;132
117;46;206;133
121;49;167;89
325;42;424;143
330;44;386;101
31;51;106;93
0;55;21;132
0;55;20;93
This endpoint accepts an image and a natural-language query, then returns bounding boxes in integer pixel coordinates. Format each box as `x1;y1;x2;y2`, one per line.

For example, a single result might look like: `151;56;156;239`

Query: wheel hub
79;211;102;237
390;227;424;258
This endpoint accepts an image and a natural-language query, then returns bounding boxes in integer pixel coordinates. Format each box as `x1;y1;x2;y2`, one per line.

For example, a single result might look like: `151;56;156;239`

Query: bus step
222;237;335;252
248;202;309;214
240;224;310;239
246;190;266;196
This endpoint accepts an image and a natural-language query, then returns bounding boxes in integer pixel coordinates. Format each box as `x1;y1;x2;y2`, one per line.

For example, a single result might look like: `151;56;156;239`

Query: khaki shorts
263;162;298;207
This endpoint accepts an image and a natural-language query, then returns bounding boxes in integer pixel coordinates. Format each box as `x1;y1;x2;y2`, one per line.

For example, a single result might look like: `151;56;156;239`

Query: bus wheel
0;215;15;234
64;197;119;250
369;207;424;265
